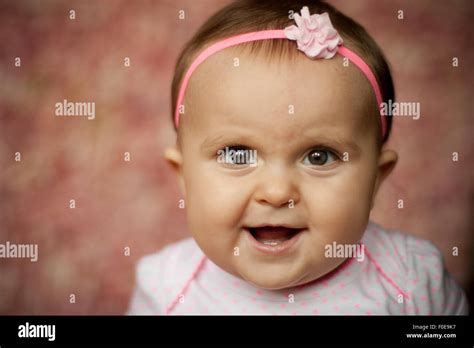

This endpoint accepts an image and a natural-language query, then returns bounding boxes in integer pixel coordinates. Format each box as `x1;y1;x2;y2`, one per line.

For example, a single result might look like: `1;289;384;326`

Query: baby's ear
164;145;186;197
371;149;398;207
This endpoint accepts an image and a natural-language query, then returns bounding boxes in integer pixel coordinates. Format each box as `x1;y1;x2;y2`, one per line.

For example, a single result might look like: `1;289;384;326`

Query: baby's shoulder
362;221;468;314
128;238;203;314
362;221;443;274
136;237;203;286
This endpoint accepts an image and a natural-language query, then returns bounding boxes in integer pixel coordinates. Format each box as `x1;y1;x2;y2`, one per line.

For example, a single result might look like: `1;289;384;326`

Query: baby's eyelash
215;144;251;153
307;146;341;159
213;144;343;163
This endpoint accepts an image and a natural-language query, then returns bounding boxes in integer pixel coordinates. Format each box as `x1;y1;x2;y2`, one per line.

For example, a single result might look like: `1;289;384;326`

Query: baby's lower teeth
262;239;284;246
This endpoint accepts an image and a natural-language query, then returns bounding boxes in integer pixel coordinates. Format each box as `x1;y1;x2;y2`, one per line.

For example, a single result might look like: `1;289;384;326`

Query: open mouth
245;226;305;254
248;226;304;246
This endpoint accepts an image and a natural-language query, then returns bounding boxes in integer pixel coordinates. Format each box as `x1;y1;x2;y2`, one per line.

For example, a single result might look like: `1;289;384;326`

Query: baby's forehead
183;46;375;136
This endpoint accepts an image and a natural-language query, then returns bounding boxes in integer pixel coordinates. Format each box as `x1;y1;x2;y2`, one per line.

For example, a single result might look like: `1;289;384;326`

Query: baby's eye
303;148;338;166
216;145;257;166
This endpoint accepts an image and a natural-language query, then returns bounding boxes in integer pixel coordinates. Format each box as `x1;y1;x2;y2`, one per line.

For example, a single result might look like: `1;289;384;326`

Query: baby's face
167;47;396;289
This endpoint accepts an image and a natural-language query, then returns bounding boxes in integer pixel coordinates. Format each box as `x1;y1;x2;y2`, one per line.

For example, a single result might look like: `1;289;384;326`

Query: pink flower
284;7;343;59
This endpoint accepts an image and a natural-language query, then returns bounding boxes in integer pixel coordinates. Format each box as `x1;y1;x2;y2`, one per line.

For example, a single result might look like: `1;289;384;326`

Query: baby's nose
253;165;300;208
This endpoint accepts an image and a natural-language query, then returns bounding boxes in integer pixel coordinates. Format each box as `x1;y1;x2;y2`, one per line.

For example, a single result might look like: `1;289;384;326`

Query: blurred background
0;0;472;314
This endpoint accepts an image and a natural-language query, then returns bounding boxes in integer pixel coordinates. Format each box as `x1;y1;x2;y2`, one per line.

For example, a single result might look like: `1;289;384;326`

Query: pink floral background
0;0;472;314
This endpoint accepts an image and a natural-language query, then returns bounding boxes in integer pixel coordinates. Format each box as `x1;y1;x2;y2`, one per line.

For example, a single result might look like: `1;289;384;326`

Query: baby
127;0;468;315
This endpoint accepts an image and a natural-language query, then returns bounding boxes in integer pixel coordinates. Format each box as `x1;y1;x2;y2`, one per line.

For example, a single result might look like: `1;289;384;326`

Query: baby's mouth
246;226;304;246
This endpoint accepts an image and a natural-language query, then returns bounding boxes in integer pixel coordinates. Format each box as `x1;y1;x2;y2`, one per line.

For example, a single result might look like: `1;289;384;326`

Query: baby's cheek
306;175;373;243
185;170;246;242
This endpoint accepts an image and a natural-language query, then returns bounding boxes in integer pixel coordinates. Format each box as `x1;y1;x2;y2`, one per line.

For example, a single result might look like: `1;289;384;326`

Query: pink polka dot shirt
127;222;468;315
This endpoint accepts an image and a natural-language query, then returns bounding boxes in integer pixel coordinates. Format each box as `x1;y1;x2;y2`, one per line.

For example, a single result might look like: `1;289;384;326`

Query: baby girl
127;0;468;315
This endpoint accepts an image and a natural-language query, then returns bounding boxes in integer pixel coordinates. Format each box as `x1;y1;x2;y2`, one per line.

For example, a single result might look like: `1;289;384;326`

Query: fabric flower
284;7;343;59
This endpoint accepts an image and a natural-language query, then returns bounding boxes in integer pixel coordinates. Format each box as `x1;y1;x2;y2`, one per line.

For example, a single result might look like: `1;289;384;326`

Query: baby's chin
234;258;341;290
241;273;305;290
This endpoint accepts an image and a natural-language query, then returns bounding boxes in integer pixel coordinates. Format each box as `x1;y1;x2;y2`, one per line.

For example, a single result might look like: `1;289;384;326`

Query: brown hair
171;0;394;143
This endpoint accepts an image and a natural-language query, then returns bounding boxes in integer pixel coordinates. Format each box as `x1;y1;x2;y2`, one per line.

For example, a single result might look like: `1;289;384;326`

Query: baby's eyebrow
201;133;361;155
307;136;361;154
201;135;225;151
201;134;253;151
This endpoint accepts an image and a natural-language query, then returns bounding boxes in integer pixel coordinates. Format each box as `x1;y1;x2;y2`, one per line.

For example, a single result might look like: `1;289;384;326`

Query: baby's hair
171;0;394;144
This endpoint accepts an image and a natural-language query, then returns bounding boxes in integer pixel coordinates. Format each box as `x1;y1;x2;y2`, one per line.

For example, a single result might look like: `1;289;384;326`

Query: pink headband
174;7;386;137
